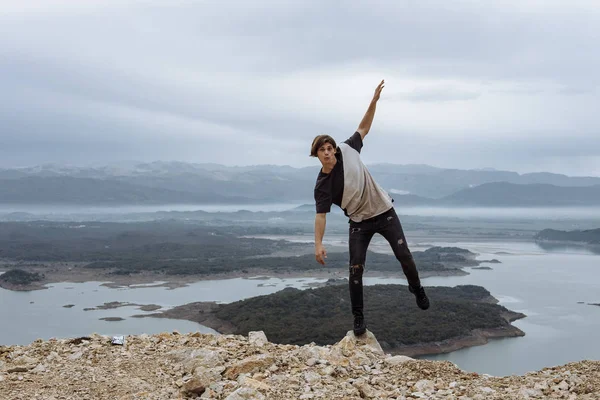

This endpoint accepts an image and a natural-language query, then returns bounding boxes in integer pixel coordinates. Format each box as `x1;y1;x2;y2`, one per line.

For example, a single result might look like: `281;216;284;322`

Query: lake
1;238;599;377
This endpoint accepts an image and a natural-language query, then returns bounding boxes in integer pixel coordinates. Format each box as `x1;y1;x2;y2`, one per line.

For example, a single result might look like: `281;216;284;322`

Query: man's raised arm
356;79;385;140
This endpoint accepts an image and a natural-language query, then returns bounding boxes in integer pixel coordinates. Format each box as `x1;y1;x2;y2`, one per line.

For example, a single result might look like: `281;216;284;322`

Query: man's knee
393;239;412;260
349;264;364;280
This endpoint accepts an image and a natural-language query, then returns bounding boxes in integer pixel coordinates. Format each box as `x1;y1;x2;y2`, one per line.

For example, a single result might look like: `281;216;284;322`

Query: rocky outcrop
1;330;599;399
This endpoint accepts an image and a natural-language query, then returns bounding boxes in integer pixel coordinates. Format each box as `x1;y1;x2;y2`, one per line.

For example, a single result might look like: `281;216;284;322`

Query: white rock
14;355;37;366
68;351;83;361
200;388;217;398
209;382;224;394
480;386;496;393
383;355;413;366
348;330;384;356
304;371;321;385
31;364;47;373
184;349;225;373
519;387;543;398
296;346;330;362
354;381;377;398
248;331;269;347
225;387;266;400
414;379;435;393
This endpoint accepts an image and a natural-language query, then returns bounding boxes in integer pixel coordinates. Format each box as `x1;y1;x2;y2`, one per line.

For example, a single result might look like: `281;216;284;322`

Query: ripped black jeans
348;207;421;318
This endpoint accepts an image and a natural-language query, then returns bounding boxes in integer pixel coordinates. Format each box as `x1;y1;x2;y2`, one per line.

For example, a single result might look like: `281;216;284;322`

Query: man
311;80;429;336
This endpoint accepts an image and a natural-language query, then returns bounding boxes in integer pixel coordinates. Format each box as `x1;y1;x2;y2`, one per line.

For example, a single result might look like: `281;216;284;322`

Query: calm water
0;276;327;346
1;239;599;377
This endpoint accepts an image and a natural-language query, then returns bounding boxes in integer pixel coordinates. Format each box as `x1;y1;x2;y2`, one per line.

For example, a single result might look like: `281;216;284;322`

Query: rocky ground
1;330;599;399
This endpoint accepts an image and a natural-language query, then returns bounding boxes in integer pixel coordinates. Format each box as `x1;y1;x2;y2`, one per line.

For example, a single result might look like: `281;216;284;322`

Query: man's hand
357;79;385;139
372;79;385;102
315;244;327;265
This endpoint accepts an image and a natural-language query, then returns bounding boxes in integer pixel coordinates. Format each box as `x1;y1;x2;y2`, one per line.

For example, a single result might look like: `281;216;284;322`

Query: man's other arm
314;213;327;265
356;79;385;140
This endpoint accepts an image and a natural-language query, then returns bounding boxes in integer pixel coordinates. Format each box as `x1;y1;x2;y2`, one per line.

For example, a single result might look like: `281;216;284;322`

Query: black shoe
409;285;430;310
353;315;366;336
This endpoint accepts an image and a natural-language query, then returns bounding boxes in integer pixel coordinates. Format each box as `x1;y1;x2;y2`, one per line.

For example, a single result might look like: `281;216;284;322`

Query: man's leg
379;208;430;310
348;220;375;335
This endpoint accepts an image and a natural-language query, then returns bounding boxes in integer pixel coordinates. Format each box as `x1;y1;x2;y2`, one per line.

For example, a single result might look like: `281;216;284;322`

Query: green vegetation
213;284;520;348
0;221;478;277
0;269;44;285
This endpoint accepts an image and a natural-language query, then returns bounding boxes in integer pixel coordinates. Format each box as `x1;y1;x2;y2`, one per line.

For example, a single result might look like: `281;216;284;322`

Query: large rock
248;331;269;347
224;354;275;380
328;330;385;367
168;348;225;373
336;330;384;356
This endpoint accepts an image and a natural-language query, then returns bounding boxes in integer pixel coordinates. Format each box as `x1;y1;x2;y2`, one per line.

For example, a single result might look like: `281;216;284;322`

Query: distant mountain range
535;228;600;244
1;162;600;207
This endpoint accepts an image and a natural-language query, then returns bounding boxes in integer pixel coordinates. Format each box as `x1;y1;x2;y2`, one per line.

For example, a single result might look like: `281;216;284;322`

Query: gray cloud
1;0;599;175
394;87;481;102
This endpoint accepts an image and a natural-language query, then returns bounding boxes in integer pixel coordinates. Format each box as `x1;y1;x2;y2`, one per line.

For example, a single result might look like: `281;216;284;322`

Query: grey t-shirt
314;132;393;222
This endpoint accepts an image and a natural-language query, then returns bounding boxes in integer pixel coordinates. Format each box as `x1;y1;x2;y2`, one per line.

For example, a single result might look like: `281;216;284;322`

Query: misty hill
535;228;600;244
0;177;254;205
1;162;600;206
442;182;600;206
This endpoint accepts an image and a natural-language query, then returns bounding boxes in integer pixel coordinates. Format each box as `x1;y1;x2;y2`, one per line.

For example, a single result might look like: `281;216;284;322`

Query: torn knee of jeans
351;227;361;234
349;264;364;276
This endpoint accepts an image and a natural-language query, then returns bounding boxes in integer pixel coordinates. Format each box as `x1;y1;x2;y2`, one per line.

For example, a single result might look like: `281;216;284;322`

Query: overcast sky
1;0;599;176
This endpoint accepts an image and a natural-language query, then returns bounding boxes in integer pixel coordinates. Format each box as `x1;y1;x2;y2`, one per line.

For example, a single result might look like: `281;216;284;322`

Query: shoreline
0;263;468;292
396;325;526;358
135;301;527;358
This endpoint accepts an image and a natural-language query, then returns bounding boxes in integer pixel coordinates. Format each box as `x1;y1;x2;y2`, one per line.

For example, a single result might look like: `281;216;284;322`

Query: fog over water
1;204;600;221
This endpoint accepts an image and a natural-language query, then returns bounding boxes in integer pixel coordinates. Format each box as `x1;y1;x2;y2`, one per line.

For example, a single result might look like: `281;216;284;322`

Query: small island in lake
0;268;45;291
137;284;525;357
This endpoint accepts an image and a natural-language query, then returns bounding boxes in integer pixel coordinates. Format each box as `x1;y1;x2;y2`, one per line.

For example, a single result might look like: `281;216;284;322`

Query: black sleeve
343;131;363;153
314;187;332;214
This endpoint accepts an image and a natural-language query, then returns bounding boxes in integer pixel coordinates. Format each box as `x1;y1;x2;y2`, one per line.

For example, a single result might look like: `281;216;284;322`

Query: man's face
317;142;336;165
